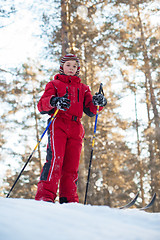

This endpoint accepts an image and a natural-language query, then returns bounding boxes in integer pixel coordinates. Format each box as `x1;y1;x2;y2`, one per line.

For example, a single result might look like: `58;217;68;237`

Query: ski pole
6;109;59;198
84;83;104;205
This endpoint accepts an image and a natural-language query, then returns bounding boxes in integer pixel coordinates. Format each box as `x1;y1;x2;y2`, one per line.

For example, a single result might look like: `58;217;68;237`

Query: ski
139;193;156;210
119;192;139;209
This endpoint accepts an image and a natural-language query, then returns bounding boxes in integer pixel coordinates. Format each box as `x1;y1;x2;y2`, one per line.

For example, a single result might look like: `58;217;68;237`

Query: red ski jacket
37;74;102;120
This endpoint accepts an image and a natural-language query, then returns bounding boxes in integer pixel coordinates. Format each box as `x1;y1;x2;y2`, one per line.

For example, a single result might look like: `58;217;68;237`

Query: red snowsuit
35;74;103;203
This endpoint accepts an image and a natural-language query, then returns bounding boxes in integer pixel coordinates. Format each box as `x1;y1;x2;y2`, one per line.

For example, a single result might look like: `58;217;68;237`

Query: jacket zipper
77;88;79;102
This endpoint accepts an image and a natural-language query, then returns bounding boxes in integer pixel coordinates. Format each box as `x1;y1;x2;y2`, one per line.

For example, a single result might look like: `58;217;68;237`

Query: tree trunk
134;91;145;206
145;75;157;212
61;0;69;55
32;87;42;172
137;6;160;155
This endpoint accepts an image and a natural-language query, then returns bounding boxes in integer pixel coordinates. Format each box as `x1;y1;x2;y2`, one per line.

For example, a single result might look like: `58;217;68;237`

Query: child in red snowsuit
35;54;107;203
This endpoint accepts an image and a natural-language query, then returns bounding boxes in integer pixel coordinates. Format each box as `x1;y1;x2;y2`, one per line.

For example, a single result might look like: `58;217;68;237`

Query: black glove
92;93;107;107
50;94;71;111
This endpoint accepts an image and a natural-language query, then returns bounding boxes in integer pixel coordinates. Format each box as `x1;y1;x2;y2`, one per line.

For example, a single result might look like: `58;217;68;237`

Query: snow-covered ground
0;197;160;240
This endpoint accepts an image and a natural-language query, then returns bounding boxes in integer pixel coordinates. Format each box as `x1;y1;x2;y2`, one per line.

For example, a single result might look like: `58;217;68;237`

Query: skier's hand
92;93;107;107
50;94;71;111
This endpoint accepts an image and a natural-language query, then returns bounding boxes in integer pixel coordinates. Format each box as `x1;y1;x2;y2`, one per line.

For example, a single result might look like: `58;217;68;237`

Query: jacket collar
54;74;81;84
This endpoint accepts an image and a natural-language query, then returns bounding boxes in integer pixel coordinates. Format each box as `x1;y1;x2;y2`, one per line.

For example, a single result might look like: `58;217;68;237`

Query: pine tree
99;0;160;210
2;61;48;198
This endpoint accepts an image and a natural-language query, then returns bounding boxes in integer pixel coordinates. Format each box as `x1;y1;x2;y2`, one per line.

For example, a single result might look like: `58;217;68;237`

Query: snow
0;197;160;240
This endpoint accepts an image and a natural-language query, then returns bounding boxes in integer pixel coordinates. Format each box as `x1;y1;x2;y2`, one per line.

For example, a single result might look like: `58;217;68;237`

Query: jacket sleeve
83;85;103;117
37;81;57;114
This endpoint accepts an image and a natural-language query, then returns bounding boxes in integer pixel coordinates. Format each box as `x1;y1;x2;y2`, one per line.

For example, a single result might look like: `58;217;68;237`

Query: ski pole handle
98;83;104;95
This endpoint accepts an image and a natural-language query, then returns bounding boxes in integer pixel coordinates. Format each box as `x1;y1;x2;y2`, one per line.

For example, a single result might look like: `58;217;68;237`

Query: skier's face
63;60;78;76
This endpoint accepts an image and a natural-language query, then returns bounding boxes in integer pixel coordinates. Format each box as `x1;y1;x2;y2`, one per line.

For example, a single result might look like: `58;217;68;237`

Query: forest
0;0;159;212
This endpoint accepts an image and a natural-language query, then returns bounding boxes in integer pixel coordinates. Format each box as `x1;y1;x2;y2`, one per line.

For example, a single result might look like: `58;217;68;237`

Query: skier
35;54;107;203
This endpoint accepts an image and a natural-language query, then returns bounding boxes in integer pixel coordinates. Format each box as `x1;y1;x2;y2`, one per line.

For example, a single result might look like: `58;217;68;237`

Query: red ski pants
35;117;84;203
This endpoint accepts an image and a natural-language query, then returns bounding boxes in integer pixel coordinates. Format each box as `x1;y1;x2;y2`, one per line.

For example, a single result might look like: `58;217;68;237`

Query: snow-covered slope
0;197;160;240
